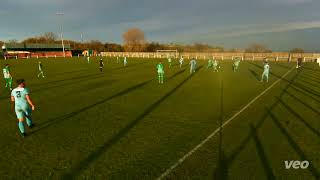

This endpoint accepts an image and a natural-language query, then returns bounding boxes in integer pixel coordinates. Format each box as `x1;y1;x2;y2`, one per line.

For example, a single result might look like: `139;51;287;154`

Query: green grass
0;57;319;179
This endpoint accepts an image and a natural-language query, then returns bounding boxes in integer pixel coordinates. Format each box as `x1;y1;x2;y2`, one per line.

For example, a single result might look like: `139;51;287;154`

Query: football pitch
0;57;319;179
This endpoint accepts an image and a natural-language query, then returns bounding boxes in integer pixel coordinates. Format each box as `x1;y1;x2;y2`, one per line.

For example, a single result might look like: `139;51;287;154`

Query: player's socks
26;117;33;127
18;122;25;134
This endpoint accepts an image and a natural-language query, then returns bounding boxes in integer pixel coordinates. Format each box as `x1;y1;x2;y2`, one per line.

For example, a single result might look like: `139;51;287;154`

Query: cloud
269;0;314;4
220;21;320;37
166;20;320;43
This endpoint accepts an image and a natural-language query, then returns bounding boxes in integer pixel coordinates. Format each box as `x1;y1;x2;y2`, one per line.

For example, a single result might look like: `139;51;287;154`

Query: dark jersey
297;58;302;66
99;60;104;67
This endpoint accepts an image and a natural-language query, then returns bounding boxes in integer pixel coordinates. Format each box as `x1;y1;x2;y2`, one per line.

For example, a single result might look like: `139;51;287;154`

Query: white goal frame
156;50;179;58
232;56;244;61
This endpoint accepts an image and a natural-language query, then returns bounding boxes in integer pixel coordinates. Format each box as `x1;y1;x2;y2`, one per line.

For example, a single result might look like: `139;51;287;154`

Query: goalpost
232;55;244;61
156;50;179;58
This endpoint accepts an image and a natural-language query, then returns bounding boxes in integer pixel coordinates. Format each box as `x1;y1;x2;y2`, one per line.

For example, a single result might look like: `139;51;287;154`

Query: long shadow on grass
31;74;113;93
301;66;320;73
299;69;320;80
277;97;320;137
248;69;260;81
32;66;189;133
250;124;275;179
290;85;320;104
299;75;320;85
0;73;104;101
49;68;88;77
284;89;320;116
254;64;320;99
297;77;320;89
32;73;103;87
112;61;147;70
32;62;149;88
268;109;320;179
212;69;300;179
289;81;320;99
62;66;203;179
167;68;186;80
31;63;154;94
214;81;229;180
29;79;154;135
248;62;291;82
274;63;293;70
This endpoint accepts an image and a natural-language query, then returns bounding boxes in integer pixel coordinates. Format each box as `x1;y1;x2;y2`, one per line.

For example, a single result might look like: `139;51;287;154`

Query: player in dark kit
99;59;104;72
297;58;303;68
296;58;303;73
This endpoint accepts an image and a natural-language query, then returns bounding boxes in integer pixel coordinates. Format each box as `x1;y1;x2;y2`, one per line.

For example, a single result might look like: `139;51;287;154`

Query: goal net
156;50;179;58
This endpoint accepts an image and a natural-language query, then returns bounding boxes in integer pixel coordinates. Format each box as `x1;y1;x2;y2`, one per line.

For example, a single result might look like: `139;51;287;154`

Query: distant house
82;49;98;56
2;43;72;59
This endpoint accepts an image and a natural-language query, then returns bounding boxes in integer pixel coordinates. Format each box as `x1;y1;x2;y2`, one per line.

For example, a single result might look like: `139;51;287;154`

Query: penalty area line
156;67;295;180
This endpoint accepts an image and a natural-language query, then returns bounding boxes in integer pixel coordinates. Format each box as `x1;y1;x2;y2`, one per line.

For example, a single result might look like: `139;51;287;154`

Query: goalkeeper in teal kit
156;61;165;84
213;60;219;72
233;58;240;72
261;61;270;83
207;59;213;69
3;64;13;90
11;79;36;137
168;58;172;68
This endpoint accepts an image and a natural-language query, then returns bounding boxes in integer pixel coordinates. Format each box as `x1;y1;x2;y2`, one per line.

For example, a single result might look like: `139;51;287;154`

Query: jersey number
16;91;21;98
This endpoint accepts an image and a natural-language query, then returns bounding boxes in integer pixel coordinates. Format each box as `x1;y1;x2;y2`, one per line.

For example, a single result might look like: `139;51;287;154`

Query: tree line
0;28;306;53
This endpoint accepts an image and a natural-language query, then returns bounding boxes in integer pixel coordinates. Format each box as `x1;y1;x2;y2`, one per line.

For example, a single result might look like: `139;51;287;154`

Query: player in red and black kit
99;59;104;72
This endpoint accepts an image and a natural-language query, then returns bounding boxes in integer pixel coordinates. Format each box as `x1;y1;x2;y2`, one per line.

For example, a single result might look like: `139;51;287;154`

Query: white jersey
179;58;184;64
38;64;43;71
264;64;270;73
317;58;320;64
3;68;10;78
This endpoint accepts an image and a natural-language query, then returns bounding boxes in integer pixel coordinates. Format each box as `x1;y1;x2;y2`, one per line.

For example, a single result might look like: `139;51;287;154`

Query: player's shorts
15;105;32;119
262;72;269;77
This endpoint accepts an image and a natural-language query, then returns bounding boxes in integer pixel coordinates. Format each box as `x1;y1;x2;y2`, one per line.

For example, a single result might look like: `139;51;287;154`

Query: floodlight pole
56;12;65;57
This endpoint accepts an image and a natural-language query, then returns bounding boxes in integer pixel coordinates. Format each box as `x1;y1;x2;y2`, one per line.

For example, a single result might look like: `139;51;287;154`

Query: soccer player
317;58;320;67
3;64;13;90
296;58;303;69
190;58;197;74
261;61;270;83
37;61;45;78
87;56;90;64
124;57;128;66
179;57;184;68
156;61;165;84
233;58;240;72
11;79;35;137
168;57;172;68
117;56;120;64
207;59;213;69
213;59;219;72
99;59;104;72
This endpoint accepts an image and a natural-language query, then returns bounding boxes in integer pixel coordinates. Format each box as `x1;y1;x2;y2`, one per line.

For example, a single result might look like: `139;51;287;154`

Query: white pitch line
156;67;295;180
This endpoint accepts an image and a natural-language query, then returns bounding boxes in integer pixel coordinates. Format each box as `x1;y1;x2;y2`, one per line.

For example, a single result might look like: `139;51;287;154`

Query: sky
1;0;320;51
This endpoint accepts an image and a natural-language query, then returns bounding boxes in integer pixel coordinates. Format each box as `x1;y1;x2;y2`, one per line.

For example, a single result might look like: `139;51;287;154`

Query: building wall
101;52;320;62
4;51;72;59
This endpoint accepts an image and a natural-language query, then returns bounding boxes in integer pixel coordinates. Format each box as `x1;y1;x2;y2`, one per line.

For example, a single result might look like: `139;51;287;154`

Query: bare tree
43;32;57;43
245;43;272;53
290;48;304;53
122;28;146;52
7;39;19;44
